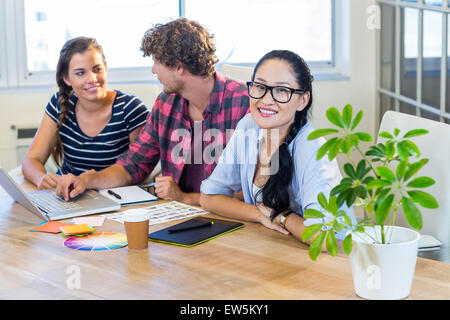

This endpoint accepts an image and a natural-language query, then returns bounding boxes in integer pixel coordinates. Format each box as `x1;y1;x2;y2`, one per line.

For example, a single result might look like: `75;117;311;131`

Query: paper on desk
104;201;208;226
99;185;157;206
72;216;105;227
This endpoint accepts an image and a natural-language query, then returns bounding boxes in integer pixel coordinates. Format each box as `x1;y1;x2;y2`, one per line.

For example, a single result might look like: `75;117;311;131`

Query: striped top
45;90;149;176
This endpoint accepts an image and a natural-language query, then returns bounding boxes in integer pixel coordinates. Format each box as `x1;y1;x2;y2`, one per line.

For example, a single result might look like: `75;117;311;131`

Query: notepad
72;216;105;227
60;224;94;236
418;234;442;251
148;217;244;247
99;185;157;206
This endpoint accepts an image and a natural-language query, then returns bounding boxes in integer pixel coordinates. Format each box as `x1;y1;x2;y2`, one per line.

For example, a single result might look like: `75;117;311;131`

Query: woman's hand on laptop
56;173;88;201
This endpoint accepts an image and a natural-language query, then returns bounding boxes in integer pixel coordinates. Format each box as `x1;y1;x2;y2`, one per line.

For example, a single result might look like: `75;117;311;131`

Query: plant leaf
404;159;429;181
308;128;340;140
328;196;338;216
408;190;439;209
317;192;329;211
342;213;352;226
330;181;353;196
385;140;395;159
366;145;385;158
375;193;394;225
304;208;326;219
328;139;343;161
376;166;396;182
326;230;338;257
346;188;358;207
403;129;428;138
362;176;374;185
403;140;420;157
355;132;373;142
378;131;394;139
396;160;408;180
337;189;352;207
341;136;352;154
302;223;324;242
342;104;352;128
326;108;345;128
397;141;410;161
343;163;356;179
316;137;338;160
402;197;423;230
309;231;327;261
350;110;363;130
343;233;353;255
355;160;367;179
367;179;392;189
406;177;435;188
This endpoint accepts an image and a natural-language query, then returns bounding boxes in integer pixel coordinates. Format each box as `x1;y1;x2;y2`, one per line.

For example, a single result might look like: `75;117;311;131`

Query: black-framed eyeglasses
246;81;306;104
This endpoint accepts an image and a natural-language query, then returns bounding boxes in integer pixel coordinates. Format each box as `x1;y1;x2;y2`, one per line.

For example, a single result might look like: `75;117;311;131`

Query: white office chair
378;111;450;248
220;64;252;82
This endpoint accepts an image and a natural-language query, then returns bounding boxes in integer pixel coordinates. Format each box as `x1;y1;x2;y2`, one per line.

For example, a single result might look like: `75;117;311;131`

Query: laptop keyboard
27;190;81;213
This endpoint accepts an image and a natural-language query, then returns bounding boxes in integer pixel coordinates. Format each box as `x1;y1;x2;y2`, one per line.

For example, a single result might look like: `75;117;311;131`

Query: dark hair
140;18;218;78
253;50;314;220
52;37;106;166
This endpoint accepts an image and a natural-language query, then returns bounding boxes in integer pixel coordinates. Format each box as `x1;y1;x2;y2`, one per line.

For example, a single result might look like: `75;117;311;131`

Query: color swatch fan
64;232;127;251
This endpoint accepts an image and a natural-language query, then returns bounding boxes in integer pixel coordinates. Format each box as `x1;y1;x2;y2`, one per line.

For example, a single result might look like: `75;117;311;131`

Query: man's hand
56;173;88;201
154;176;185;202
37;172;60;190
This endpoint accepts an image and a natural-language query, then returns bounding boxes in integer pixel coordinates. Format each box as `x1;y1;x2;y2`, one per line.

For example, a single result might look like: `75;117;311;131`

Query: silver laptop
0;166;120;221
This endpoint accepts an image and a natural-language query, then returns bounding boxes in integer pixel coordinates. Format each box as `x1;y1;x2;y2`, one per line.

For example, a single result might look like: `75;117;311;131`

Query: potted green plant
303;104;438;300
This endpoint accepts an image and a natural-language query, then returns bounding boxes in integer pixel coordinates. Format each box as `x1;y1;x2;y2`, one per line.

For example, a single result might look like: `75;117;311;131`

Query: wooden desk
0;180;449;300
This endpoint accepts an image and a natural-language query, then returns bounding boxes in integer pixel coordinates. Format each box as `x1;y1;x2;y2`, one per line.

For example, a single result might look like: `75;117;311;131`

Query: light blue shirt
200;113;355;240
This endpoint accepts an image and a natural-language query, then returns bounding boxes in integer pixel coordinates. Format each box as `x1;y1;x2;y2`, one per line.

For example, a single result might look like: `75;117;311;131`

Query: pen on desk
140;182;155;188
168;221;214;233
107;189;122;200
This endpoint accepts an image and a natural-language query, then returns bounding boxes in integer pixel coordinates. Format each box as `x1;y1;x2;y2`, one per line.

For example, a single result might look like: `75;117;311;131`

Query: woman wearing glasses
200;50;355;243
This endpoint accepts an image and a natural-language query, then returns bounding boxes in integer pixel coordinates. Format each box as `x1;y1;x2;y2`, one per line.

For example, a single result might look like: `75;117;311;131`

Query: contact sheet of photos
103;201;208;225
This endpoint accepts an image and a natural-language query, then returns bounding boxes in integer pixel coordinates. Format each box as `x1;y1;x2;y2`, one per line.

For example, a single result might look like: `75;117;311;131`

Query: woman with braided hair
22;37;149;189
200;50;355;245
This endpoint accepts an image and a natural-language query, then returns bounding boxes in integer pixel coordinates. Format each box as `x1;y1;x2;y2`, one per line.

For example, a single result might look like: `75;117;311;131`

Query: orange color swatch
30;221;74;234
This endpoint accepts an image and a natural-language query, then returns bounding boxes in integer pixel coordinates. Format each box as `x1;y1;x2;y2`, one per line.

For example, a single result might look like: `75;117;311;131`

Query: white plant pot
349;225;420;300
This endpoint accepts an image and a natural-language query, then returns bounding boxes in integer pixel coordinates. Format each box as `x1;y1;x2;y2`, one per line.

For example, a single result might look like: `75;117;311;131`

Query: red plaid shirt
116;72;250;185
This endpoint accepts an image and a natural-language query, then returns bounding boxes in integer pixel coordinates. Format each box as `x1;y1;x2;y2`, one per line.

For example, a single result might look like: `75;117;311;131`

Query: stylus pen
140;182;155;188
168;221;214;233
107;189;122;200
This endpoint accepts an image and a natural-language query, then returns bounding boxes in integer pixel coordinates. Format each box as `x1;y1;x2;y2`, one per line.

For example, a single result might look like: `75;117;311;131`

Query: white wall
0;0;376;172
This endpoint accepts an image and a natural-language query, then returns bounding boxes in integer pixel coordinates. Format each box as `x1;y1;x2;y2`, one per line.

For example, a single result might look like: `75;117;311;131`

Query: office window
23;0;178;73
377;0;450;124
186;0;333;66
1;0;338;88
0;1;6;87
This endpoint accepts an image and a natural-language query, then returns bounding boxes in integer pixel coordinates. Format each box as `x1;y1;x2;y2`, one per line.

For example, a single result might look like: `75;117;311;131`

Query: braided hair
51;37;105;166
253;50;314;221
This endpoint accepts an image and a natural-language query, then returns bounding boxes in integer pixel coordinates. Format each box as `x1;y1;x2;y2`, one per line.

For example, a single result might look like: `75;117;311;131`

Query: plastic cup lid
123;208;150;222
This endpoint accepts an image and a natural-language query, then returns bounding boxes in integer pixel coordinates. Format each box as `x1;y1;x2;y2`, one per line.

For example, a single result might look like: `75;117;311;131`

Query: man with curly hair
56;18;250;206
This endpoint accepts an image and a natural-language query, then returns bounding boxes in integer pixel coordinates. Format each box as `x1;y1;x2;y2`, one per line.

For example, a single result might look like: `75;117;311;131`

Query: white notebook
99;186;157;206
418;234;443;251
